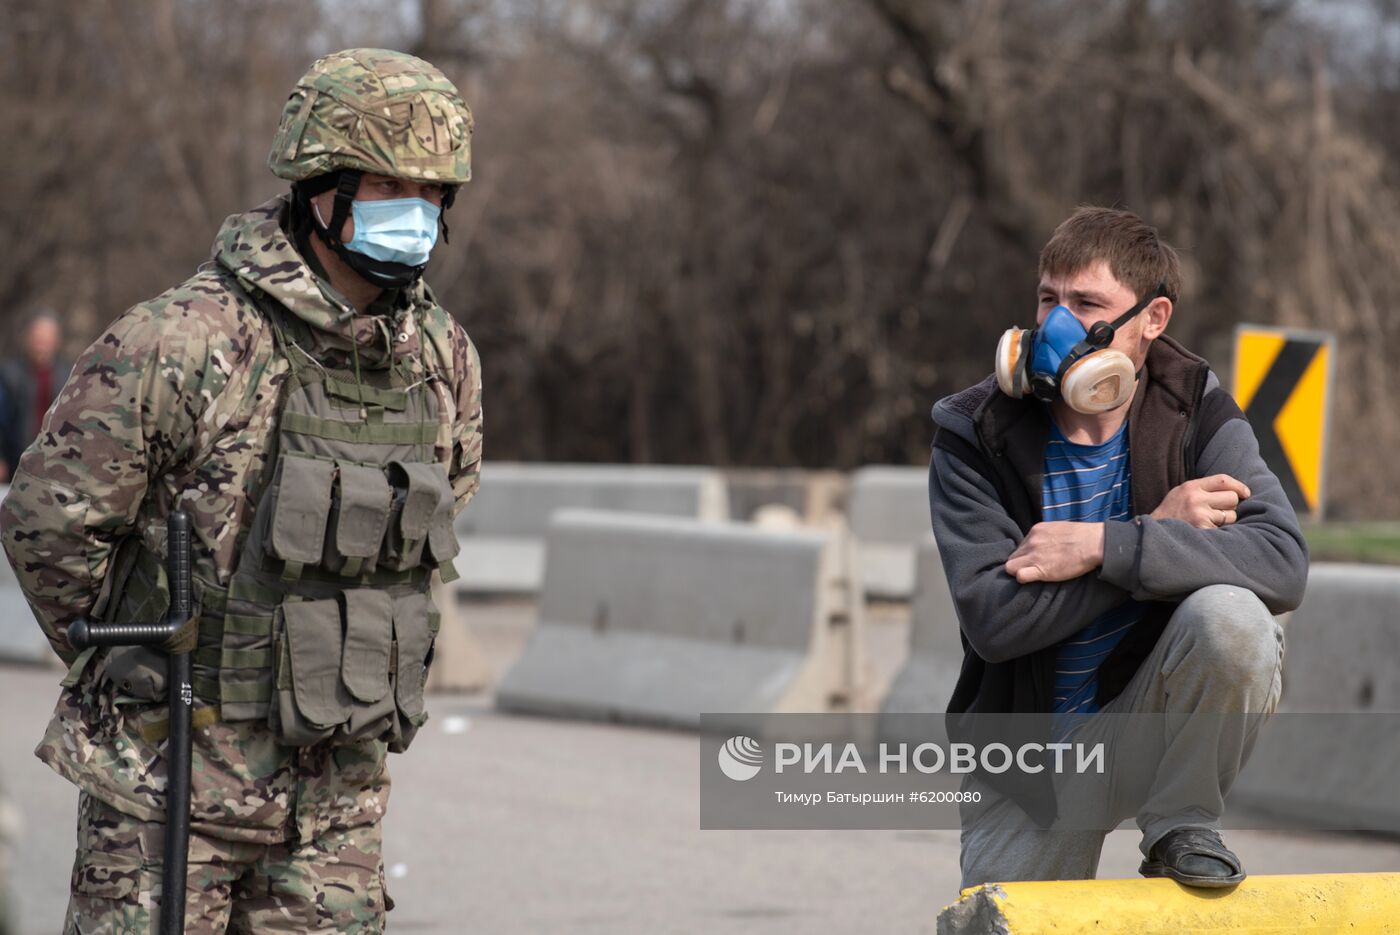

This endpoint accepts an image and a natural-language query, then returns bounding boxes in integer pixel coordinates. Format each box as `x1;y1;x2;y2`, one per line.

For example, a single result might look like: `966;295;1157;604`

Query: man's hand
1150;474;1251;529
1005;521;1105;583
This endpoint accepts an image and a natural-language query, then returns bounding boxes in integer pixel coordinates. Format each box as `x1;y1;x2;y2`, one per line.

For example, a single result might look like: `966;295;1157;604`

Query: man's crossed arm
1007;474;1252;583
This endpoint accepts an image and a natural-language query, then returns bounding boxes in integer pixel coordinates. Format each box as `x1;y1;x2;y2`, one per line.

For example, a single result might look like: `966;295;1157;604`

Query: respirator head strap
1053;283;1169;385
1107;281;1169;330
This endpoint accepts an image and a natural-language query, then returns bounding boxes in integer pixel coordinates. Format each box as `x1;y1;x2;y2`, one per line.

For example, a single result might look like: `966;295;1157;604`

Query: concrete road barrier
878;537;961;722
0;582;48;665
495;509;866;728
424;574;491;693
725;469;846;526
0;483;50;665
453;463;729;595
1231;562;1400;831
938;873;1400;934
848;466;930;600
1274;563;1400;714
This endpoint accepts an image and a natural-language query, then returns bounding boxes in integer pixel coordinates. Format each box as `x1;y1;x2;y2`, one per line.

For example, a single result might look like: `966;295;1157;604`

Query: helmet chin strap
304;171;427;290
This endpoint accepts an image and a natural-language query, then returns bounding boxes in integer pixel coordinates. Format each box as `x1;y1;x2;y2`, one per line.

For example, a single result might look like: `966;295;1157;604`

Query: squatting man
928;207;1307;888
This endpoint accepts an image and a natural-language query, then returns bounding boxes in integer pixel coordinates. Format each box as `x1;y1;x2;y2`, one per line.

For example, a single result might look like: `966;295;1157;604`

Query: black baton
68;510;194;935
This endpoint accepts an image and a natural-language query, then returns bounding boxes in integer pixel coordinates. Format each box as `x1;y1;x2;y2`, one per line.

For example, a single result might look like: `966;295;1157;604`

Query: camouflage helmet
268;48;472;184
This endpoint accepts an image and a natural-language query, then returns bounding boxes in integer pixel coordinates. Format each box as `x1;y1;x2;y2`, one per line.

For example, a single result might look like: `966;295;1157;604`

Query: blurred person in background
0;49;482;933
0;377;14;483
0;312;71;473
929;207;1307;890
0;313;71;470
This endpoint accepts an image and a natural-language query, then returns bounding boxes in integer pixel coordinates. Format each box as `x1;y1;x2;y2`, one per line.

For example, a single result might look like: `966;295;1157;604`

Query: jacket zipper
1179;365;1210;481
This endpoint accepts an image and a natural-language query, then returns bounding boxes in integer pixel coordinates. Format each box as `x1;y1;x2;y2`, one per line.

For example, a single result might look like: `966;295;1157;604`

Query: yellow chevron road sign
1232;325;1335;520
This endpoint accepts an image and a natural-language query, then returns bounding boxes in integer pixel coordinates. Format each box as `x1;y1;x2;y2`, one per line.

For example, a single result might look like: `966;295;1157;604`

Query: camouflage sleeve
0;297;228;663
448;323;483;514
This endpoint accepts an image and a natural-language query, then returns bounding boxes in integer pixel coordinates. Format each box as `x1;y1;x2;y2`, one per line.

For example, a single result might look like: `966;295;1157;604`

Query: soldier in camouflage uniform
0;49;482;933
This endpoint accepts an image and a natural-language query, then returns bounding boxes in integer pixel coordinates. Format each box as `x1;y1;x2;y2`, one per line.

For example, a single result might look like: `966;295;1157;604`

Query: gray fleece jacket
928;334;1308;715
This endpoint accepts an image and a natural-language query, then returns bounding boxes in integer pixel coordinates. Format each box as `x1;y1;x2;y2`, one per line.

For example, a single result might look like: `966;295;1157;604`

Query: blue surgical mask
344;197;441;267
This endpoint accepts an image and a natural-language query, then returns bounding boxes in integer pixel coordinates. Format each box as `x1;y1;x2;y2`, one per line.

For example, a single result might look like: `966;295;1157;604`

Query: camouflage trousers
66;793;389;934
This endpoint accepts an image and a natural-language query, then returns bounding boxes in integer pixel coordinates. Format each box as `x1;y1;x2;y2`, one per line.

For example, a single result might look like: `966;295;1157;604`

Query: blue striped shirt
1042;421;1141;715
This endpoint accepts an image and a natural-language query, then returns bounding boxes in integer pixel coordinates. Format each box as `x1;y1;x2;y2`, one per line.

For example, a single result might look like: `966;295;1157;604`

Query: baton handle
66;619;177;648
67;511;192;650
167;509;191;623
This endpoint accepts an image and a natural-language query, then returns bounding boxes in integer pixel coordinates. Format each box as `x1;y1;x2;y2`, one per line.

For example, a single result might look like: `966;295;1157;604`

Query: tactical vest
98;295;460;753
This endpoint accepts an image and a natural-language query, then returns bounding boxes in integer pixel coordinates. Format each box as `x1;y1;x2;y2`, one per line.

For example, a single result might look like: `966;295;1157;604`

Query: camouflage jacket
0;195;482;844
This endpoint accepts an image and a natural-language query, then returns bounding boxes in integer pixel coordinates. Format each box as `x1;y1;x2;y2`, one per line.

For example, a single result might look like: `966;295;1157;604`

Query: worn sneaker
1139;828;1245;888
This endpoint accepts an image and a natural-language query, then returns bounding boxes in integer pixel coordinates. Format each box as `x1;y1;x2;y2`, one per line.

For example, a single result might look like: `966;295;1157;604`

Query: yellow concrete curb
937;873;1400;934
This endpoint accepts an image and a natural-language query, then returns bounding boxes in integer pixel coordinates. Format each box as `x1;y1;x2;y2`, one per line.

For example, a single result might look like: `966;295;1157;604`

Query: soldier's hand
1150;474;1251;529
1005;521;1105;583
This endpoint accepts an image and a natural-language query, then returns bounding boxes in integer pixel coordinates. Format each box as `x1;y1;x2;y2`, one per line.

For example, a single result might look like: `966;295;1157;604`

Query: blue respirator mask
995;284;1168;414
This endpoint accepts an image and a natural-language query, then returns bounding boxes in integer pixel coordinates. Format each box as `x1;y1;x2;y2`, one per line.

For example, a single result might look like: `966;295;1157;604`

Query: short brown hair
1039;206;1181;303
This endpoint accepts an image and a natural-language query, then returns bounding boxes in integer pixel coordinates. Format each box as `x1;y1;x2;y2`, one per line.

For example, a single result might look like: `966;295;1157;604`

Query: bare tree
3;0;1397;515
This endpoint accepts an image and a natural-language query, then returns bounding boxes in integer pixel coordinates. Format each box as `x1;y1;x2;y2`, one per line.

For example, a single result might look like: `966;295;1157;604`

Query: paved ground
4;601;1399;933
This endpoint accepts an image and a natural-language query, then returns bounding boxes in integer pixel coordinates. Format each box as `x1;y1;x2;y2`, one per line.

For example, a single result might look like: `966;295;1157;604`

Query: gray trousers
958;584;1285;889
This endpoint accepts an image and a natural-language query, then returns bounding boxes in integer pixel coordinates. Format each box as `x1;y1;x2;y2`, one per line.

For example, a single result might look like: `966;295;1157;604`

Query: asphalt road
3;601;1399;933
